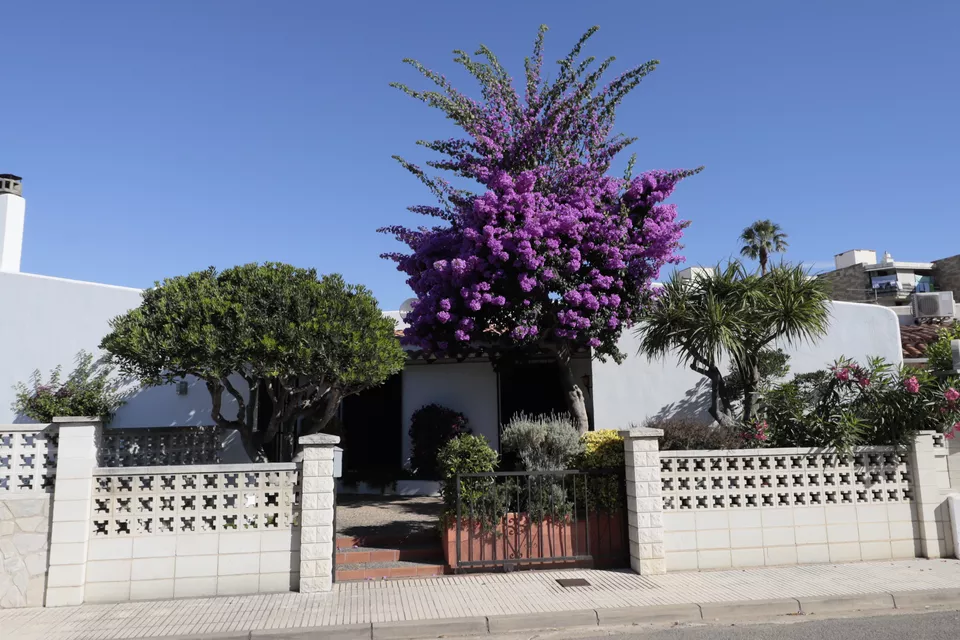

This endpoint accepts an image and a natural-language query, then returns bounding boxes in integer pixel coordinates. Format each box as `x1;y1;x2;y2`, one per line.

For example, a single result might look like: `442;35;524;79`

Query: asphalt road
526;611;960;640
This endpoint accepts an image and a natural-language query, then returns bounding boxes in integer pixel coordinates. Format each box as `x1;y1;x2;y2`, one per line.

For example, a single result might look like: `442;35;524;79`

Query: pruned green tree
739;220;788;275
100;263;406;461
635;262;830;425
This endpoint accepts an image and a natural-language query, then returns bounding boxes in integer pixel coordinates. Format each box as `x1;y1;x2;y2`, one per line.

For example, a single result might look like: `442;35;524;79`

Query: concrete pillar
946;436;960;491
297;433;338;593
45;417;101;606
909;431;943;558
947;494;960;560
619;427;666;575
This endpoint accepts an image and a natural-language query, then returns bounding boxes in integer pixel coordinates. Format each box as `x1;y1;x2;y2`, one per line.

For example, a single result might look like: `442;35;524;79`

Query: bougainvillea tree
380;26;700;433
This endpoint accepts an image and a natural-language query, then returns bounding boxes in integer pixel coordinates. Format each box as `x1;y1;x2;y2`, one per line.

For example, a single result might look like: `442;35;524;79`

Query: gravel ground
336;494;442;538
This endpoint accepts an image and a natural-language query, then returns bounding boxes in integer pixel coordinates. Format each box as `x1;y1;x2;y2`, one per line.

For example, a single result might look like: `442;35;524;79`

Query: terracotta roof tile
900;322;953;359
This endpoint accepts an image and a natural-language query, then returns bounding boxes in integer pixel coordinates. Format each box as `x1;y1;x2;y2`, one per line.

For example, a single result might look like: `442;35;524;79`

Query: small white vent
912;291;955;319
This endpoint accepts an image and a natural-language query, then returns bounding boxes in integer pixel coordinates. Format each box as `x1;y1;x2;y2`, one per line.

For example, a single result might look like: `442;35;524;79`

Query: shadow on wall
650;378;714;424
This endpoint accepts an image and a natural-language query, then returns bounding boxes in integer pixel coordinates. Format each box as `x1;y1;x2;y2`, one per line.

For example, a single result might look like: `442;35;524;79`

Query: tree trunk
759;248;768;275
556;345;590;434
205;379;264;461
695;364;737;428
741;364;761;424
292;388;342;462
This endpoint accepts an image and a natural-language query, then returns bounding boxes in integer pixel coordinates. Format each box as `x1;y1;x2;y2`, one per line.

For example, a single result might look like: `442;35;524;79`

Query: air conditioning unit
912;291;955;319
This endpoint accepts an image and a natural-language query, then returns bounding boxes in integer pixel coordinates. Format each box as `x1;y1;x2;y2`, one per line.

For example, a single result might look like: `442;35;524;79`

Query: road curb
699;597;801;621
486;609;599;633
372;617;489;639
596;603;703;626
797;593;895;615
891;588;960;610
252;623;372;639
115;587;960;640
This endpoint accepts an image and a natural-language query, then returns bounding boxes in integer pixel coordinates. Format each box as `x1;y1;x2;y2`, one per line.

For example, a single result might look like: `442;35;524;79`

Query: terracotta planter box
444;510;626;571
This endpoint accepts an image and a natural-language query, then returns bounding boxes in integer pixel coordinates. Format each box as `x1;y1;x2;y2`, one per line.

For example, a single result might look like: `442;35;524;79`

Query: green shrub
436;435;499;521
500;413;583;471
647;417;741;451
408;404;470;479
760;357;960;450
926;324;960;372
13;351;125;424
573;430;625;511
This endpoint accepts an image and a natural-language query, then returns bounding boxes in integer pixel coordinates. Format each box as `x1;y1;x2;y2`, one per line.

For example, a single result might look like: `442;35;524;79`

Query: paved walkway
3;560;960;640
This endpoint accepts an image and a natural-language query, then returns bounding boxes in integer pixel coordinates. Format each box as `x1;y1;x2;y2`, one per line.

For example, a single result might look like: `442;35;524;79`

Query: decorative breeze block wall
659;443;935;570
0;425;57;493
98;427;222;467
83;464;301;602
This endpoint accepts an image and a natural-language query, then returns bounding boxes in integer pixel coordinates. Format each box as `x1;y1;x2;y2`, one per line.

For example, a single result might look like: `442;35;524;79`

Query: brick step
336;530;438;549
335;560;448;581
336;545;444;565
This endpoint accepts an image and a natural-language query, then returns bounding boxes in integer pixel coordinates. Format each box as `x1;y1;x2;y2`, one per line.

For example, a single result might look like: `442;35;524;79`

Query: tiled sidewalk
4;559;960;640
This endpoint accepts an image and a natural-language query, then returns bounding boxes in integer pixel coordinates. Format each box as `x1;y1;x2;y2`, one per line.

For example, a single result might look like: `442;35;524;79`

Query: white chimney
834;249;877;270
0;174;25;273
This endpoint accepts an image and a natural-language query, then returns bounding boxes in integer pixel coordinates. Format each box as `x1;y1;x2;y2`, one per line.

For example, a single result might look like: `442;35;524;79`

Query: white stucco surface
400;362;499;467
0;271;237;427
592;301;903;430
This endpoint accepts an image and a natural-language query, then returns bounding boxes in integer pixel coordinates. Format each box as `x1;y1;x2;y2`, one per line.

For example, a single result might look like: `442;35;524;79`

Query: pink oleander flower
834;367;851;382
904;377;920;394
948;432;956;440
857;377;870;388
945;387;960;403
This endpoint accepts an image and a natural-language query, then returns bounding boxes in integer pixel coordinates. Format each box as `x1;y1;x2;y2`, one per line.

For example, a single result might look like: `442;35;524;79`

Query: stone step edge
336;547;444;565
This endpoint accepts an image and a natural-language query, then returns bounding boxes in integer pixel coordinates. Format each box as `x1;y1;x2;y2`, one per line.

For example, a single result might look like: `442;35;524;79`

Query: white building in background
1;174;904;473
0;174;235;428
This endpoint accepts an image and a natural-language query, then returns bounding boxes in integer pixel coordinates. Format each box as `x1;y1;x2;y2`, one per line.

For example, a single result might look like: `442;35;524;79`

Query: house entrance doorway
340;372;403;476
497;360;568;426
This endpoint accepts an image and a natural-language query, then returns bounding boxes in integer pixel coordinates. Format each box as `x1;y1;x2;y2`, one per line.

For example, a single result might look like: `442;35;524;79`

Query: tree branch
221;377;246;422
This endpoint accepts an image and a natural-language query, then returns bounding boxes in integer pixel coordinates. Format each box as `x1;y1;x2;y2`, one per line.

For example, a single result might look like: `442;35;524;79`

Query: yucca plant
635;261;830;425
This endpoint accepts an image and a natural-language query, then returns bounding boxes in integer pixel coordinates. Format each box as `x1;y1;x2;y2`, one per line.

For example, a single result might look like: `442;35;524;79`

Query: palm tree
635;262;830;425
739;220;789;275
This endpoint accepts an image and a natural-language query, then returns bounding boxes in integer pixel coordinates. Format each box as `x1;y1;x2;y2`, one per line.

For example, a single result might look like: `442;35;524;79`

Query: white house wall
0;271;239;427
401;362;499;467
592;301;903;430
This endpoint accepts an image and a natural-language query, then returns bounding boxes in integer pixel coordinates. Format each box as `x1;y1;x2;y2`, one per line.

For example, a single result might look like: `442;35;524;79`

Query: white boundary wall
621;429;959;576
596;302;903;429
2;419;339;608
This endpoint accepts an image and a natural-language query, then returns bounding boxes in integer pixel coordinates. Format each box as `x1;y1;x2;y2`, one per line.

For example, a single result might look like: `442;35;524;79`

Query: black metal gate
452;469;628;571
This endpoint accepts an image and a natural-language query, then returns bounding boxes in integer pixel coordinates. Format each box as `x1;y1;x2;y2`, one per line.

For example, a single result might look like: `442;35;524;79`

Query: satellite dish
399;298;417;320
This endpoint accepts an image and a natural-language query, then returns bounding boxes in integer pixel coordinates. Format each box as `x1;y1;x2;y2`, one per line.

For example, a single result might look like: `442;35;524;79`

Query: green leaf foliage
635;261;830;425
13;351;125;424
739;219;789;275
408;404;471;480
500;413;583;472
926;324;960;372
100;263;406;460
760;357;960;451
436;434;499;521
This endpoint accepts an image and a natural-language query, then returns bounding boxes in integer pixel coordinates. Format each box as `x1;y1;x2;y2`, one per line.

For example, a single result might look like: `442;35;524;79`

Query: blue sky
2;1;958;309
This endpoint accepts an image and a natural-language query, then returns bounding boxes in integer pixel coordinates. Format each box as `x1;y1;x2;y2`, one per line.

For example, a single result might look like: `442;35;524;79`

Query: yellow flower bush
574;430;624;511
